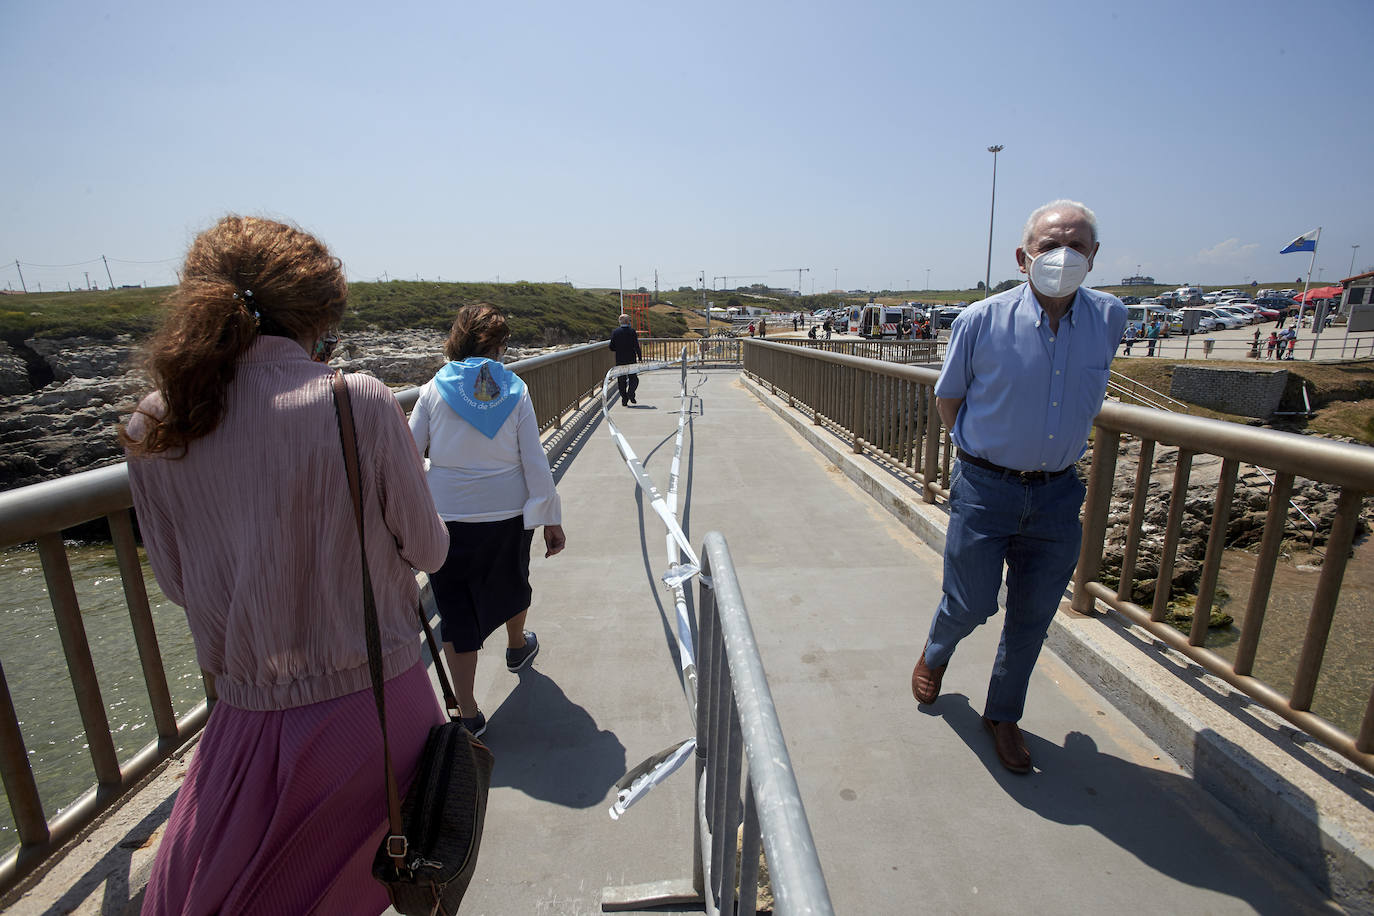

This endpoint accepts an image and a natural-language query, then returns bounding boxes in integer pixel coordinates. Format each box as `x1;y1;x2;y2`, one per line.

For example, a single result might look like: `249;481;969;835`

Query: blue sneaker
506;631;539;672
459;711;486;737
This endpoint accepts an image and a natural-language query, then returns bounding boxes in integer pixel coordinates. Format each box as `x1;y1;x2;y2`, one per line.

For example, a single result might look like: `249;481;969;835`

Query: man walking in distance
609;313;642;404
911;200;1126;774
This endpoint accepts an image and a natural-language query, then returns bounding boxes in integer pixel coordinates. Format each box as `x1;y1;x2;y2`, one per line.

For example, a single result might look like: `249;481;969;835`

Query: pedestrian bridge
1;340;1371;914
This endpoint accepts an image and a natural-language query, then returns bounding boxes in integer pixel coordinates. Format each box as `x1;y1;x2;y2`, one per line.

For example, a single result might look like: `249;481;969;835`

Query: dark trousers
617;371;639;403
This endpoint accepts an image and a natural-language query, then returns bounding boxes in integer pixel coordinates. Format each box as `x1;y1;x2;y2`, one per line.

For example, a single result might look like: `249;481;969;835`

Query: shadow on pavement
927;694;1326;916
482;668;626;810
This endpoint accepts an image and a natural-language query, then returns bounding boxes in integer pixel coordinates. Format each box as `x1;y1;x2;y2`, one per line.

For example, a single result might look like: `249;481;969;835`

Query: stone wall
1169;365;1287;418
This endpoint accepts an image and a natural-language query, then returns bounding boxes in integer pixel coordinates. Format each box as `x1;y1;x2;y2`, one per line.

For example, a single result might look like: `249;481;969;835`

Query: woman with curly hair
123;215;449;914
409;304;566;737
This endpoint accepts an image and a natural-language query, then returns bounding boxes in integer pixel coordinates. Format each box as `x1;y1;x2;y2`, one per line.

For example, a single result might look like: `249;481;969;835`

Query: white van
856;304;917;338
1125;304;1169;334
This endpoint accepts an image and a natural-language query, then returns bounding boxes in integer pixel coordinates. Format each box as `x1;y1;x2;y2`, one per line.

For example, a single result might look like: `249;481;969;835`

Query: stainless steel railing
743;338;1374;773
0;341;616;895
695;532;833;916
602;532;834;916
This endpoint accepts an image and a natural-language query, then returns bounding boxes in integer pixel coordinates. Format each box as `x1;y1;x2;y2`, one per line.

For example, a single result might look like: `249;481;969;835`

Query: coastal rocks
1091;437;1374;620
0;342;29;396
0;331;576;492
0;373;151;491
25;336;141;383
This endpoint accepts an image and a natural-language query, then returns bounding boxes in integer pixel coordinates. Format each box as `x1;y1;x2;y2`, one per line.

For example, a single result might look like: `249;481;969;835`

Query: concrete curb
740;372;1374;915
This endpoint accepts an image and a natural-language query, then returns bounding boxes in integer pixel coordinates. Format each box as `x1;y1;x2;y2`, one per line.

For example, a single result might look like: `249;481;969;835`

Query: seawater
0;543;202;854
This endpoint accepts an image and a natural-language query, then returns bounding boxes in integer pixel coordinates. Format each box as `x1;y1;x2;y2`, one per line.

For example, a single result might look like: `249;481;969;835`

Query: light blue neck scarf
433;357;525;439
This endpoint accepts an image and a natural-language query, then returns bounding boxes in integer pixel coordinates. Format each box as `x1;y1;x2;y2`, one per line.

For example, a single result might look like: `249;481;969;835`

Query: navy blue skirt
429;516;534;652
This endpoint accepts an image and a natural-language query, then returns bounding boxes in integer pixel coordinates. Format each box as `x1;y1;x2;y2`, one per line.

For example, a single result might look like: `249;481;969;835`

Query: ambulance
855;303;918;338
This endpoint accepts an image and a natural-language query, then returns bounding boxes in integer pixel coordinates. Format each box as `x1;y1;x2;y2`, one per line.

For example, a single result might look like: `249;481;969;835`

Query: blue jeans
925;459;1085;722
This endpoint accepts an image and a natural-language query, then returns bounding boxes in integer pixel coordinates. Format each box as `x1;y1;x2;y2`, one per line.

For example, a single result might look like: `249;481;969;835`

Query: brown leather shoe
911;644;946;705
982;716;1031;774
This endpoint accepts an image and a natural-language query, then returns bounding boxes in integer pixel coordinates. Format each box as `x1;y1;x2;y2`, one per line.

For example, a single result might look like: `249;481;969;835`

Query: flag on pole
1280;229;1320;254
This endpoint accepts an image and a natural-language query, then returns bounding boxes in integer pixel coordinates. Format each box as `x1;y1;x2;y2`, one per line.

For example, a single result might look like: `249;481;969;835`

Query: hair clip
232;289;260;322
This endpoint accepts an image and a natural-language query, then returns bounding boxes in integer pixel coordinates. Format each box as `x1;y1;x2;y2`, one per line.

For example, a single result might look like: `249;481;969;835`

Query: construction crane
712;274;765;291
773;268;811;298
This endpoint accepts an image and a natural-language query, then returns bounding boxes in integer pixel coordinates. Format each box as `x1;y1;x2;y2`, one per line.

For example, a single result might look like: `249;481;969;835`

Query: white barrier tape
608;737;697;820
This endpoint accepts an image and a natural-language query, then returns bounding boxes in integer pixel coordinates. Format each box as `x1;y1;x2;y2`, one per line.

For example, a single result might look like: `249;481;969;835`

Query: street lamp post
1351;245;1361;278
984;145;1004;298
926;268;931;290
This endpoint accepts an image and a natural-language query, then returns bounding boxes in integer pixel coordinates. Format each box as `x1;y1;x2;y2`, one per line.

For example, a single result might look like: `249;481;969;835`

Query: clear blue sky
2;0;1370;295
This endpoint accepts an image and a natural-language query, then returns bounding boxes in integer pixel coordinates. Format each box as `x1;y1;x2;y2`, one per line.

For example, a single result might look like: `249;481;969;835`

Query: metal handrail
1106;368;1192;413
0;342;615;894
601;353;830;915
743;339;1374;773
696;532;834;916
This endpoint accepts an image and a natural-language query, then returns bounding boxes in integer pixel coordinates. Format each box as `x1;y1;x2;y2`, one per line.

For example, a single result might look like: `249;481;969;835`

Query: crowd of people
122;216;566;914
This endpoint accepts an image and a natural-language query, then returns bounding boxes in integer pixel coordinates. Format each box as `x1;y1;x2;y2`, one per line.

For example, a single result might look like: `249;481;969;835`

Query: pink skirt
142;661;444;916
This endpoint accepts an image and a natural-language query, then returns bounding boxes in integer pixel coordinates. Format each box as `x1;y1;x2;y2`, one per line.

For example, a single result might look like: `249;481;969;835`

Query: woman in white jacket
409;304;566;736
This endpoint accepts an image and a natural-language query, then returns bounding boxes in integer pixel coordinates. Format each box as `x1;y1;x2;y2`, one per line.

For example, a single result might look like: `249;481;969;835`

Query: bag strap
332;371;408;869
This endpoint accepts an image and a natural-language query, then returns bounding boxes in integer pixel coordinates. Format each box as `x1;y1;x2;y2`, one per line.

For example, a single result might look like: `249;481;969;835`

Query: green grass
0;280;686;347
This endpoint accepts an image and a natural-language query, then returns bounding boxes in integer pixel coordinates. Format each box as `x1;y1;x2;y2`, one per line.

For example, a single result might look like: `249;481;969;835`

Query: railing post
851;367;863;454
1072;430;1120;614
922;386;941;504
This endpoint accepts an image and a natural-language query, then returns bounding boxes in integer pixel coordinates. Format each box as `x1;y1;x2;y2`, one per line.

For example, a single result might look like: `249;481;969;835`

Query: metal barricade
603;532;834;915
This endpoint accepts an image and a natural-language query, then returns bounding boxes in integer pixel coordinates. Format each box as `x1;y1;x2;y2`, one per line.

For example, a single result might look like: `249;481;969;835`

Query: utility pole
618;265;624;315
702;271;708;337
84;271;92;290
984;144;1004;298
1351;245;1361;278
926;268;931;290
653;269;658;303
833;267;838;291
14;261;26;293
102;255;114;289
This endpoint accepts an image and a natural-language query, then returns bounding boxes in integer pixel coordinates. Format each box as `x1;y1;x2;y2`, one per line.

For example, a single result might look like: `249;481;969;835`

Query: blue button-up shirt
935;282;1127;472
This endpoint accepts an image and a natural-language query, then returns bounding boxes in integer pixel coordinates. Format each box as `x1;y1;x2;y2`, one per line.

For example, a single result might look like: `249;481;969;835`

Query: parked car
935;306;964;329
1215;305;1257;326
1253;296;1299;316
1176;307;1220;334
1202;308;1245;330
1120;295;1141;305
1140;297;1164;306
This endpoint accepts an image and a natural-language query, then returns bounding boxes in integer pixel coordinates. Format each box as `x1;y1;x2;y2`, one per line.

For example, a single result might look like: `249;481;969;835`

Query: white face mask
1027;246;1091;299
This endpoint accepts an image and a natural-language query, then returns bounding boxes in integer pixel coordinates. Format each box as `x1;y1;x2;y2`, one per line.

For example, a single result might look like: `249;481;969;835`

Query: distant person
1145;319;1159;356
912;199;1126;774
899;316;913;340
609;313;642;404
1122;324;1138;355
1286;329;1298;360
748;322;756;338
793;315;799;332
1249;328;1261;359
1267;331;1278;359
759;317;767;338
410;304;566;738
823;317;833;339
123;216;450;914
808;324;818;340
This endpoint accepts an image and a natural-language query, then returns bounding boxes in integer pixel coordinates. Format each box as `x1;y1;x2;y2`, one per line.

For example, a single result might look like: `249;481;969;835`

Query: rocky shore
1091;436;1374;624
0;331;566;493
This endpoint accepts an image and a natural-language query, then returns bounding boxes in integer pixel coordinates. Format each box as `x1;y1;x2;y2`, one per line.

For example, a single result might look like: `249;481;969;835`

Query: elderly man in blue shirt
912;200;1127;774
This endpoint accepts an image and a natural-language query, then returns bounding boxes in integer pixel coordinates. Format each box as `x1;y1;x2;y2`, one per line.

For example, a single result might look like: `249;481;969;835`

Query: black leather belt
958;452;1071;483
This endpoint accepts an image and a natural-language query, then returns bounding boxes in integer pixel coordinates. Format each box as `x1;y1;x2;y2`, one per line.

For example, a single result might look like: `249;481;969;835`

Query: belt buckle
1015;469;1044;483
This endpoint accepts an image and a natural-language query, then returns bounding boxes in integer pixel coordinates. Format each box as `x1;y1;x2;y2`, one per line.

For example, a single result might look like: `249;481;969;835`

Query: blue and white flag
1280;229;1319;254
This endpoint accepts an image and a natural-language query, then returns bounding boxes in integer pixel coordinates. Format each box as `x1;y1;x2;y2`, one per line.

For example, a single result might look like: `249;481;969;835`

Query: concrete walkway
428;367;1336;915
